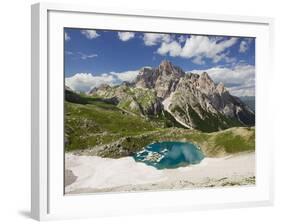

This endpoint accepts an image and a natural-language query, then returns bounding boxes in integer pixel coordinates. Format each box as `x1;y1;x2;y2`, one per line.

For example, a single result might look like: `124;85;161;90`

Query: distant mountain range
68;60;255;132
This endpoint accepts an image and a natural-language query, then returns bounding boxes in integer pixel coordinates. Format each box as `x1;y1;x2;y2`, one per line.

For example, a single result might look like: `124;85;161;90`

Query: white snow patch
162;94;192;129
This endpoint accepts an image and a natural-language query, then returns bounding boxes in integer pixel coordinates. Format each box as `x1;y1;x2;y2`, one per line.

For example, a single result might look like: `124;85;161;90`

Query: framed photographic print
31;2;274;221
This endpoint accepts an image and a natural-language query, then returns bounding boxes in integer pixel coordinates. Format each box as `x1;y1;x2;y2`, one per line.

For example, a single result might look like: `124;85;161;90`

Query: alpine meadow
64;29;255;194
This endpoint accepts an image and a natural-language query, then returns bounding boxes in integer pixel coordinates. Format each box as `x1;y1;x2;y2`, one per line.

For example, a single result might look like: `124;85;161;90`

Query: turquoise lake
133;141;204;169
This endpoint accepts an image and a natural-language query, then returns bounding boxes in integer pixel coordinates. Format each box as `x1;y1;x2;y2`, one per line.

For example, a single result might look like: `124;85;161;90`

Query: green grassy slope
93;127;255;158
65;92;255;158
65;100;160;151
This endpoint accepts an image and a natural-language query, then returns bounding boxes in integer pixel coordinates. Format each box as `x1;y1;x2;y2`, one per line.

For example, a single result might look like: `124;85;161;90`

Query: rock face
89;60;255;132
135;60;185;98
167;73;254;131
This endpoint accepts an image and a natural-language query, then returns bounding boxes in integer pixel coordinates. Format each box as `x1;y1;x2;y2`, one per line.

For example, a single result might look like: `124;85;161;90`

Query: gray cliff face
167;71;255;131
89;60;255;132
135;60;185;98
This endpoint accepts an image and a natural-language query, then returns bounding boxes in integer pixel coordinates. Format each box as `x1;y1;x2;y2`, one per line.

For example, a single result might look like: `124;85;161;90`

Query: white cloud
81;30;100;39
157;41;182;57
66;73;114;93
143;33;172;46
109;70;139;83
239;41;248;53
192;56;205;65
66;51;98;60
212;51;236;64
143;33;238;64
160;35;238;64
117;32;135;41
226;83;255;97
65;32;70;41
78;52;98;60
66;70;139;93
189;64;255;96
239;38;253;53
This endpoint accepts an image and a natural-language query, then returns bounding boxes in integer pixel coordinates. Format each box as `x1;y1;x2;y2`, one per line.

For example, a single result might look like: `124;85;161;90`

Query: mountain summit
135;60;185;98
89;60;255;132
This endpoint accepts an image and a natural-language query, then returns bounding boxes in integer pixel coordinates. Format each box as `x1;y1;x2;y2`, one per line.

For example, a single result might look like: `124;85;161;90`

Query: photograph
64;28;255;194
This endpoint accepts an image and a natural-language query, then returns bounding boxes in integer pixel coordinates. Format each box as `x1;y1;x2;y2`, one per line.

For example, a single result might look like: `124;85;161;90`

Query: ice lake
133;141;204;169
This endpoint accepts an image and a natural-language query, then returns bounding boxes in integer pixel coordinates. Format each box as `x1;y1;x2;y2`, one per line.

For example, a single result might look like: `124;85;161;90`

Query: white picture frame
31;2;274;221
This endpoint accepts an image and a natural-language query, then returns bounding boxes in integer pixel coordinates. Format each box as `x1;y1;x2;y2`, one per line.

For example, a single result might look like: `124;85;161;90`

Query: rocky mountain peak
98;83;111;90
89;83;111;94
216;82;227;95
200;71;211;79
135;61;184;97
197;72;216;95
158;60;185;77
198;72;214;85
159;60;173;72
87;61;254;132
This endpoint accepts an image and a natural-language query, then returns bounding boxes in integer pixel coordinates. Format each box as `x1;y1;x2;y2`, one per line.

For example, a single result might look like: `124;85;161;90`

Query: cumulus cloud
65;73;114;93
189;64;255;96
65;70;139;93
182;36;238;59
81;29;100;39
157;35;238;64
157;41;182;57
65;32;70;41
117;32;135;41
109;70;139;83
192;56;205;65
143;33;237;64
143;33;172;46
212;51;236;64
239;38;253;53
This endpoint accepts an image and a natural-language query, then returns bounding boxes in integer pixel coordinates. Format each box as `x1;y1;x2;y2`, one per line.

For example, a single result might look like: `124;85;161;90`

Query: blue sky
64;28;255;96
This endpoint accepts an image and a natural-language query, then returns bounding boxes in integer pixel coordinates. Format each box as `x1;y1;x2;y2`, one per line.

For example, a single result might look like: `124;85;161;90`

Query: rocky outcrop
89;83;163;116
135;60;185;98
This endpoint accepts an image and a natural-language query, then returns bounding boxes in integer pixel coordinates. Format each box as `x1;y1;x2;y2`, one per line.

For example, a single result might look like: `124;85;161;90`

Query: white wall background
0;0;280;223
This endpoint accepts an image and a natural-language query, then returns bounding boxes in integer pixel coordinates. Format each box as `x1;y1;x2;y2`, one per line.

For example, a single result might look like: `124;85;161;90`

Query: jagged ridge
87;60;255;132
